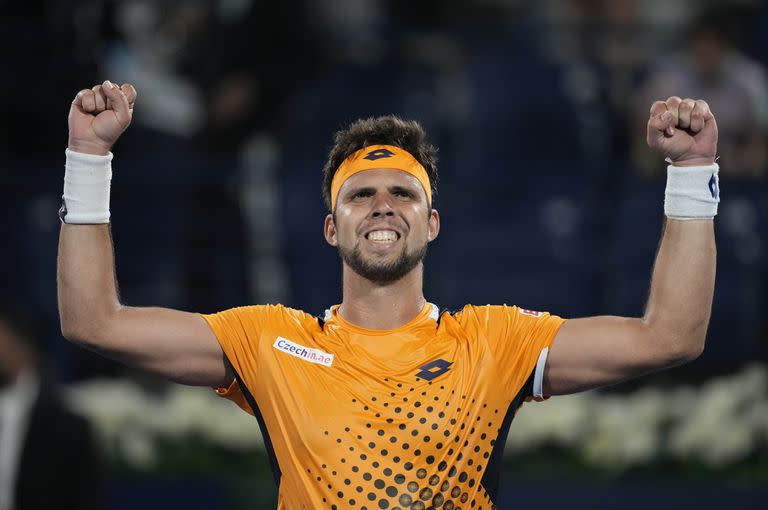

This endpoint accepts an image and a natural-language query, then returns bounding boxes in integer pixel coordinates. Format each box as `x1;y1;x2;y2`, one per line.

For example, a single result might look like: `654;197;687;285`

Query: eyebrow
344;185;419;198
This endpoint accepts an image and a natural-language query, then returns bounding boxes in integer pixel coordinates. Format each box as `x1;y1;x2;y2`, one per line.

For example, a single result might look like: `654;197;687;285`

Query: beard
339;239;428;284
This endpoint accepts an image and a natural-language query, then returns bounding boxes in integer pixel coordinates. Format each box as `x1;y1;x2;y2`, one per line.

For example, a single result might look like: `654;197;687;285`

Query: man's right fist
68;80;137;156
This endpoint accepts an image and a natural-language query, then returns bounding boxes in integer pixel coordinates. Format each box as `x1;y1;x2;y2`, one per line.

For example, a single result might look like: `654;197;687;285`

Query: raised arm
544;97;718;395
58;81;231;387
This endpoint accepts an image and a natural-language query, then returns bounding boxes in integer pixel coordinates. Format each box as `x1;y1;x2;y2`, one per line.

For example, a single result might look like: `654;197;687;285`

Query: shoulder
202;303;322;332
450;303;518;321
208;303;313;320
274;304;324;327
449;304;558;327
439;304;514;333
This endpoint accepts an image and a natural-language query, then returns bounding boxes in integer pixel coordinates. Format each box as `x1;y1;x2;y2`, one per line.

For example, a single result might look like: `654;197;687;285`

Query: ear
427;208;440;242
324;214;338;246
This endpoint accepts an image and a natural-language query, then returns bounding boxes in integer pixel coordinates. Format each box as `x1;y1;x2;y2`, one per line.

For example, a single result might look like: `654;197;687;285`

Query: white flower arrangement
65;364;768;471
509;364;768;469
66;379;263;468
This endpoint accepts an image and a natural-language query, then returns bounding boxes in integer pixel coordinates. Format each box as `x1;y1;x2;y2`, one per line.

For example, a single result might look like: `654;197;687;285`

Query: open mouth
364;230;401;243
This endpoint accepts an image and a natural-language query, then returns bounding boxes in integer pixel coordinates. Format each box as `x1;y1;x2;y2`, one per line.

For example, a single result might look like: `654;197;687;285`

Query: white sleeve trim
533;347;549;399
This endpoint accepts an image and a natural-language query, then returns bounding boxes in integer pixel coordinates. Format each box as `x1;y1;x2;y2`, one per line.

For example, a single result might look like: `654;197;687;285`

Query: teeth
368;230;398;242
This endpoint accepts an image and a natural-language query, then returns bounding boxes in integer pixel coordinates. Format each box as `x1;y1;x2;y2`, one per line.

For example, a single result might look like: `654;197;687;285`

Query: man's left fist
646;96;718;167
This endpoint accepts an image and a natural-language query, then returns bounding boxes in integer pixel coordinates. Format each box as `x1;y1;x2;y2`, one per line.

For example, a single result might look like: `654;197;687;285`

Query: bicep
543;315;673;396
89;306;232;387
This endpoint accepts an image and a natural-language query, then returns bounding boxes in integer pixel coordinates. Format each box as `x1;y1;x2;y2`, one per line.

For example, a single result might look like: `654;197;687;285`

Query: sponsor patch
519;308;542;317
273;337;334;367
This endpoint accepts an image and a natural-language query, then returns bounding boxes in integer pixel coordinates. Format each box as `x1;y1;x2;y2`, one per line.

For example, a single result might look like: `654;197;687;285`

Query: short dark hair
322;115;439;212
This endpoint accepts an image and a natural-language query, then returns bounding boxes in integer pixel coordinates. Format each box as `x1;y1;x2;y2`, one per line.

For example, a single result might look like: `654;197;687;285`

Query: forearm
57;223;122;343
642;218;716;361
55;82;230;386
544;97;719;394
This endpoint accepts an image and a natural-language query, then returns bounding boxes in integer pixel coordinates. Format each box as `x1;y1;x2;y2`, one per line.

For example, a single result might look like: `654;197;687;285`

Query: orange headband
331;144;432;210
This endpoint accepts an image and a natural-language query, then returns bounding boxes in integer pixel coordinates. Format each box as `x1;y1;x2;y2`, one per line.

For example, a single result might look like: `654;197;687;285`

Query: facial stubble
339;236;428;284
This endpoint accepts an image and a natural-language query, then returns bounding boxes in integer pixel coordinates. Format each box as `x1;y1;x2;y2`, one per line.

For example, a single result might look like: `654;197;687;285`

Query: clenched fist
646;96;718;167
68;80;137;156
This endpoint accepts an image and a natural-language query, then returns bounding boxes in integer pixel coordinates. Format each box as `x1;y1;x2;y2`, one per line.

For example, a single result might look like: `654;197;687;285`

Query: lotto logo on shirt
273;337;335;367
520;308;542;317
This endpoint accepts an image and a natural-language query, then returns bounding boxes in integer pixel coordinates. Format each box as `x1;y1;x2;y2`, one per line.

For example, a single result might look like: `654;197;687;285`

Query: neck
338;263;427;330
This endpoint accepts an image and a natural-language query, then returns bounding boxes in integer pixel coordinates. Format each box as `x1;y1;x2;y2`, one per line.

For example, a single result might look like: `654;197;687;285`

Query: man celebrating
59;81;718;509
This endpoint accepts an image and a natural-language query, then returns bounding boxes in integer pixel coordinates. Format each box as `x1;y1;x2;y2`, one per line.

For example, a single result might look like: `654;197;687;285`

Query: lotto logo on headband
364;148;395;161
330;144;432;210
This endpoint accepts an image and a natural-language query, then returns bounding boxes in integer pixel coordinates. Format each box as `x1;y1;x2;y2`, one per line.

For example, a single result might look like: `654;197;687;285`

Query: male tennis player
58;80;718;509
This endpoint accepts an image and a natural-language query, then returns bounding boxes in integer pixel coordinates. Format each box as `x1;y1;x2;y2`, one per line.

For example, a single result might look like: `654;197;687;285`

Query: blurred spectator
307;0;389;65
183;0;320;151
103;0;320;151
632;6;768;179
523;0;642;182
0;307;104;509
97;1;324;315
100;0;207;138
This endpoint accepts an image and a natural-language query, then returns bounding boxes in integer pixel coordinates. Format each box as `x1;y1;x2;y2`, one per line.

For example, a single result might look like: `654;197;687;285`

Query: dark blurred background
0;0;766;509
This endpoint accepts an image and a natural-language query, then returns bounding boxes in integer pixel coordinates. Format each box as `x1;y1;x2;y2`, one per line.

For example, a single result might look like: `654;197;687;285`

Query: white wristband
664;163;720;219
60;149;113;224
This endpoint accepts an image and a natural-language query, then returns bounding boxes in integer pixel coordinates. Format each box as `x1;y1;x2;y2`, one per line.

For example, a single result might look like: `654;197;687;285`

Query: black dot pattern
307;372;509;510
228;304;561;509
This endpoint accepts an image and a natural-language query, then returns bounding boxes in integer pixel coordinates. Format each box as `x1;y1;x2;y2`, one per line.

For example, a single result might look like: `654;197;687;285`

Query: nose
370;193;395;217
